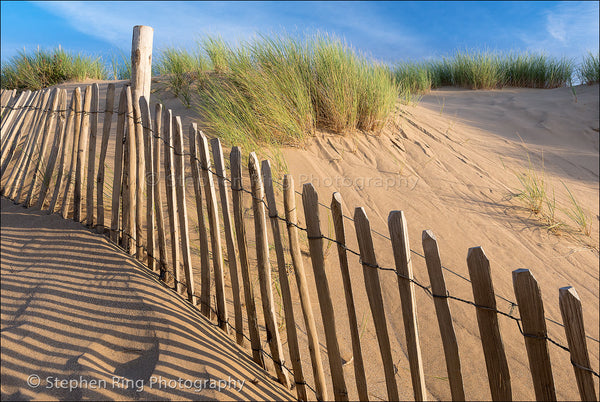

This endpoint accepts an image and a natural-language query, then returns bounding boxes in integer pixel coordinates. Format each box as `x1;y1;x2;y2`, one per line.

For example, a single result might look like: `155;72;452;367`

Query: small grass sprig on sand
561;181;593;236
514;154;546;215
155;47;209;107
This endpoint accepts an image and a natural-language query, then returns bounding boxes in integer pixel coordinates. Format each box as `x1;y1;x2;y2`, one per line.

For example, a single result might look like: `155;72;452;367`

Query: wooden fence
0;84;598;401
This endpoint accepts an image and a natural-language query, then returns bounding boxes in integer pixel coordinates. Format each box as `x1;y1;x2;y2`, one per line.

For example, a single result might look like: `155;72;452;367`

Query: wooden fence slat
1;90;29;147
163;109;181;289
230;146;265;368
173;116;196;303
388;211;427;401
96;83;116;233
73;85;92;222
109;87;127;243
24;88;60;207
0;89;27;136
331;192;369;401
0;90;34;176
188;124;212;317
153;104;169;277
512;269;556;401
13;89;53;203
3;90;43;198
60;87;82;219
466;246;512;401
139;96;156;271
283;174;327;401
302;183;349;401
559;286;598;402
85;83;99;226
262;160;306;401
48;90;76;214
422;230;465;401
133;98;145;260
211;138;244;344
248;153;289;387
354;207;399;401
37;89;68;209
198;130;228;331
122;86;138;252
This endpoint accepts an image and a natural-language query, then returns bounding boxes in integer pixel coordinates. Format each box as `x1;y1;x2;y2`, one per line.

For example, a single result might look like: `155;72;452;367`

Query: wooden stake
73;85;92;222
47;90;76;214
198;130;228;332
163;109;180;290
130;25;153;106
388;211;427;401
302;183;348;401
422;230;465;401
96;83;116;233
230;146;264;368
123;86;137;253
512;269;556;401
188;123;212;316
354;207;398;401
85;83;99;226
109;87;127;243
139;96;156;271
211;138;244;344
559;286;598;402
262;160;306;401
25;88;60;207
283;174;328;401
37;89;68;210
0;90;34;176
248;152;289;387
173;116;196;303
467;246;512;401
153;104;169;277
331;192;369;401
133;99;145;260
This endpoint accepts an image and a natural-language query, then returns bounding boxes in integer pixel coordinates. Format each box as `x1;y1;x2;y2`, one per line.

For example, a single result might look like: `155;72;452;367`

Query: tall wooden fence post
74;85;92;222
110;87;128;243
131;25;153;106
85;83;99;226
153;104;169;277
139;96;156;271
467;247;512;401
163;109;180;290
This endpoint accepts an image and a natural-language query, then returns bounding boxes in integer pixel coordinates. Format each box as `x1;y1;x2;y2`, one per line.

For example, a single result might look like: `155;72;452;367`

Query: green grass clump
155;47;209;106
578;52;599;85
393;62;432;97
1;47;107;90
109;50;131;80
195;33;398;148
499;52;574;88
450;50;501;89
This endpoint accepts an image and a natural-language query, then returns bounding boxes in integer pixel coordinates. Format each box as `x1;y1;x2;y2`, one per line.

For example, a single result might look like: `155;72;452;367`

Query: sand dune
1;81;598;401
0;198;294;401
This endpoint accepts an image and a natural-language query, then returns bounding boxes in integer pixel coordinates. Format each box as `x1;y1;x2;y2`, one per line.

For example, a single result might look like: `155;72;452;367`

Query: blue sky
1;1;598;64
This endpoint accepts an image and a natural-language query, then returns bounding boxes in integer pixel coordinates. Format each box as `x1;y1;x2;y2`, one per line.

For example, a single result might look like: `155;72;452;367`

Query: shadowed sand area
0;197;294;401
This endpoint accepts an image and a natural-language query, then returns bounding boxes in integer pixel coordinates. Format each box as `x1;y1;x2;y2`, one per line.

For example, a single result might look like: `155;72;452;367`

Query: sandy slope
280;84;599;400
1;80;598;401
0;198;294;401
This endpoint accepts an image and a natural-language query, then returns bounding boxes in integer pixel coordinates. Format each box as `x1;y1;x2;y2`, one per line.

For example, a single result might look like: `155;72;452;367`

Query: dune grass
578;52;599;85
194;34;398;148
1;47;107;90
393;50;575;93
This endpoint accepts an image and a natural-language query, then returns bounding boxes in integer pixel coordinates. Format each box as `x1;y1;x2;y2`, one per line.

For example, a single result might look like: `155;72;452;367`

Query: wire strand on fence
6;98;599;385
